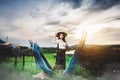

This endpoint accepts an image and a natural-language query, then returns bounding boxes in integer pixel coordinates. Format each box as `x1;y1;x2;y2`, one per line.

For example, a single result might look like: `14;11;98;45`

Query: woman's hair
56;32;67;42
58;34;66;42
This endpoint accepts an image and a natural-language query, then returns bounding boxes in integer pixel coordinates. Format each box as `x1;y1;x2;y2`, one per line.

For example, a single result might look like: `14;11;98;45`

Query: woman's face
60;34;64;39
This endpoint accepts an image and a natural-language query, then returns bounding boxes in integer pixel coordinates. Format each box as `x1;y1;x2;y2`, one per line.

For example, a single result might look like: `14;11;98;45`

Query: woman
52;32;68;70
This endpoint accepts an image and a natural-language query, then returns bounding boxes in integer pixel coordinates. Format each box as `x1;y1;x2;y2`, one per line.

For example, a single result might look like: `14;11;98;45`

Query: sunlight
74;24;104;40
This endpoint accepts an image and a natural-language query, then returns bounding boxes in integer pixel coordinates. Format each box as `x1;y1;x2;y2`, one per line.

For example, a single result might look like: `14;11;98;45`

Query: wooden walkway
0;43;34;70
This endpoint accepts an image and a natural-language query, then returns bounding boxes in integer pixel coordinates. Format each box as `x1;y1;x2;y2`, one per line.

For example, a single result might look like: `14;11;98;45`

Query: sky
0;0;120;47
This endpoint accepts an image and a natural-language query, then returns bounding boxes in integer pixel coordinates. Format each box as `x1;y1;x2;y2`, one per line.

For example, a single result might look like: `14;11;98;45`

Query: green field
0;52;90;80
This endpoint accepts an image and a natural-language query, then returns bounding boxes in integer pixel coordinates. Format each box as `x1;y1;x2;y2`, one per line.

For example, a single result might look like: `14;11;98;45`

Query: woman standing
52;32;68;70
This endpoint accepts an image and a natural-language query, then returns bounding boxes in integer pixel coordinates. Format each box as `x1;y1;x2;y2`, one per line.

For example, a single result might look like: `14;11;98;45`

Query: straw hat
56;32;67;37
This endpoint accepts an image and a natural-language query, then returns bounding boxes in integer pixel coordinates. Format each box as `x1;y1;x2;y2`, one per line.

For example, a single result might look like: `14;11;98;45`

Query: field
0;51;90;80
0;45;120;80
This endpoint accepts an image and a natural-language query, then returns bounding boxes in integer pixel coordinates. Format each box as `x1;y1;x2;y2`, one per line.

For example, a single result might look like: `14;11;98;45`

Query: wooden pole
23;55;25;70
6;36;8;43
77;31;87;49
14;56;17;69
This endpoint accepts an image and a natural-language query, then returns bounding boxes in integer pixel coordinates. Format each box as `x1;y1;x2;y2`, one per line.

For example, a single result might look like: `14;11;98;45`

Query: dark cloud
91;0;120;10
57;0;83;8
59;11;68;16
102;17;120;23
64;0;83;8
46;20;60;25
59;0;120;10
111;17;120;21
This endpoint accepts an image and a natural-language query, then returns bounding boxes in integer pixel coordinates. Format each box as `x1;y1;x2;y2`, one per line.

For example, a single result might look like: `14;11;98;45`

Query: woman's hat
56;32;67;37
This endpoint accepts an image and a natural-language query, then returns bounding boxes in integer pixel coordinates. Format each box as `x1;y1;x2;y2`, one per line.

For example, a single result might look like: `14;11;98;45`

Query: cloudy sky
0;0;120;47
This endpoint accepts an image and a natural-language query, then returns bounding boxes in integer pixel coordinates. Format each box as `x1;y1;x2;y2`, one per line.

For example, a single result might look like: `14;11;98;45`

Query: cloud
91;0;120;10
0;0;120;46
87;28;120;45
46;20;60;25
58;0;83;8
58;0;120;10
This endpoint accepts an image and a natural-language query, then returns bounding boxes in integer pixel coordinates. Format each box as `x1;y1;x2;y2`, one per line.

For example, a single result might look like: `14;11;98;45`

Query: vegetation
0;52;90;80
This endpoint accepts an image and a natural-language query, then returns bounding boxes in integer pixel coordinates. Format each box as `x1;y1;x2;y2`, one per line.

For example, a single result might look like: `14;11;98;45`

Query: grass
0;52;90;80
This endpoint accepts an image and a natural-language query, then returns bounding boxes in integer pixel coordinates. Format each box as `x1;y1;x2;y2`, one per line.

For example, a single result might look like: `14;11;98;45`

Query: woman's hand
52;33;58;43
55;33;57;37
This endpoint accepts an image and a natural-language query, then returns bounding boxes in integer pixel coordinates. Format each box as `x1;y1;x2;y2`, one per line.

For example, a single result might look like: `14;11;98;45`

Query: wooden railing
0;43;34;70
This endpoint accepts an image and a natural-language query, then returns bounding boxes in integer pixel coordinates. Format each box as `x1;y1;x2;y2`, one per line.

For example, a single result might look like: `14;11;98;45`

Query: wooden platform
0;43;34;70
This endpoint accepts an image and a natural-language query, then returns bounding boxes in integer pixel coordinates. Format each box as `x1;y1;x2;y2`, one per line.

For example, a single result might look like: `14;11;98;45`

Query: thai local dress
53;39;67;69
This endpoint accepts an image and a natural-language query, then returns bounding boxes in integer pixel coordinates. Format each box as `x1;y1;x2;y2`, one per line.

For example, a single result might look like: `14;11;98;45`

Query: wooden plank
14;56;17;69
23;56;25;70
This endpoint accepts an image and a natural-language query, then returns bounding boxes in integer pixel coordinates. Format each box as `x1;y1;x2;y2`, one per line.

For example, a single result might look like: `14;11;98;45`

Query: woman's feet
32;72;49;79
